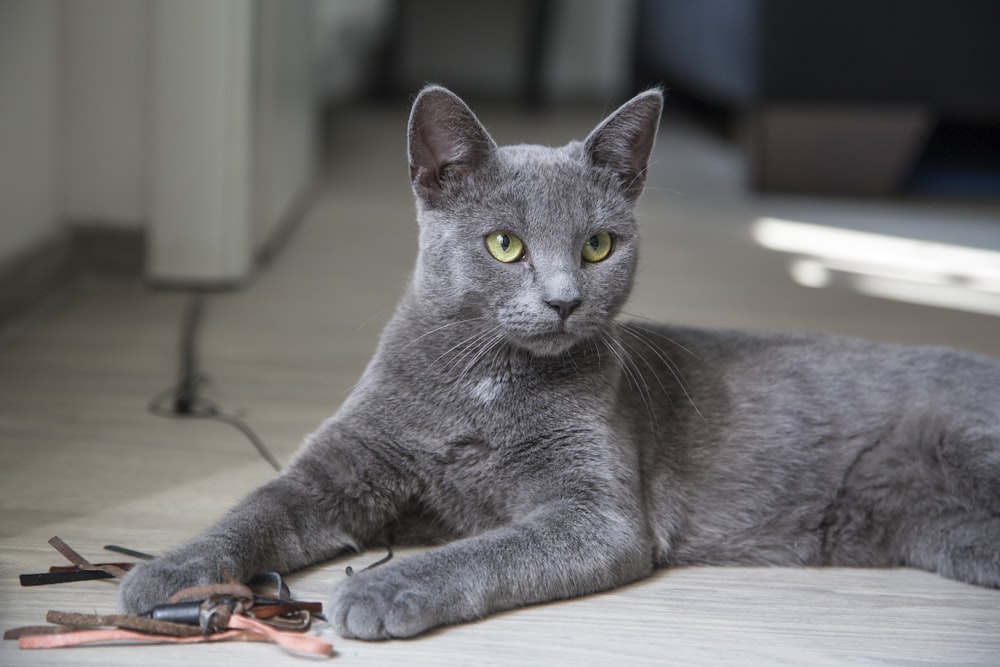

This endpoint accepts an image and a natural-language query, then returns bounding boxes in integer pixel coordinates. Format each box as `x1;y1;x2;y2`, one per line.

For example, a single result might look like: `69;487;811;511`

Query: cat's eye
485;232;525;263
581;232;613;263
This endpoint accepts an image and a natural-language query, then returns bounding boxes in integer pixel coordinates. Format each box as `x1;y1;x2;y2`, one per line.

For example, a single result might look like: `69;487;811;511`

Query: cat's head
406;86;662;357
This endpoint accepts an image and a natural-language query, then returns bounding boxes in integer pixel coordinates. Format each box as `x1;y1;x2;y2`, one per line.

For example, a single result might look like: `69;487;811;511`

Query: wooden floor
2;104;999;665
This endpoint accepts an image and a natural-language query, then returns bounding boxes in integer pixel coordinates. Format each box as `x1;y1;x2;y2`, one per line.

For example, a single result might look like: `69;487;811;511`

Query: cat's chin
511;331;582;357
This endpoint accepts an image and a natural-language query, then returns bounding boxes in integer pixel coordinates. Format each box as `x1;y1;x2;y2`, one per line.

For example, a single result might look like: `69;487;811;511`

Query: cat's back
619;321;1000;418
615;320;1000;487
618;321;1000;566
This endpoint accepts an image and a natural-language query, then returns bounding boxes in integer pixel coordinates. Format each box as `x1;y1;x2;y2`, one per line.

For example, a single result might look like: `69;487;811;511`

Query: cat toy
5;537;333;658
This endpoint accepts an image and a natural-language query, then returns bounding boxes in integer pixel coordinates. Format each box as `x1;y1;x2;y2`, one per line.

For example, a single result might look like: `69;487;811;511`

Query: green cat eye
485;232;525;263
581;232;613;263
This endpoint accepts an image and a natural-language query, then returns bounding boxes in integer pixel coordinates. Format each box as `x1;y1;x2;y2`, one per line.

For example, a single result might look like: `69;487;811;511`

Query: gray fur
120;86;1000;639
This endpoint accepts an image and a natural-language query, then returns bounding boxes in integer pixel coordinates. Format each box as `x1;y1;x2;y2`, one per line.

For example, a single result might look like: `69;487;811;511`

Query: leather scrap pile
4;537;334;658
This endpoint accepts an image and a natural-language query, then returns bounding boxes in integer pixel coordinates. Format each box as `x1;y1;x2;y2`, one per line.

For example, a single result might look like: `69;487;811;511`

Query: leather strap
13;613;333;657
20;570;115;586
48;537;128;578
8;537;334;657
48;562;134;573
227;614;333;657
17;627;260;650
4;625;76;640
169;582;254;604
47;610;201;637
20;538;136;586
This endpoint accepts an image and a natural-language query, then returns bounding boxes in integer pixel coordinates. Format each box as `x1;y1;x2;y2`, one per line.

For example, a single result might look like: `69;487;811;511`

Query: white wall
147;0;322;284
0;0;60;265
60;0;149;228
0;0;148;267
147;0;255;284
252;0;320;248
0;0;325;285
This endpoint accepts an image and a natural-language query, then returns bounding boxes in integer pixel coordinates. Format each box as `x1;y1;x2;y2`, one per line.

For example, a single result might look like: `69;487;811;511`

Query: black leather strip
19;570;115;586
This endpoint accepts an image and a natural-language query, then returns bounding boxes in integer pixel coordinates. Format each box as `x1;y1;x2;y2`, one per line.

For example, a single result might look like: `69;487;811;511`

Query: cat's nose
546;299;581;320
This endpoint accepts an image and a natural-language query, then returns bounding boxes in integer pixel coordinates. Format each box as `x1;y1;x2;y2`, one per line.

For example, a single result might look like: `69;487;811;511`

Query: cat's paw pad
118;555;225;615
330;571;439;640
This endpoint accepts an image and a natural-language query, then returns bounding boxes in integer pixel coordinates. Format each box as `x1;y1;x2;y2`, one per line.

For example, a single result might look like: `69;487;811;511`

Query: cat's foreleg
118;432;410;614
330;500;652;639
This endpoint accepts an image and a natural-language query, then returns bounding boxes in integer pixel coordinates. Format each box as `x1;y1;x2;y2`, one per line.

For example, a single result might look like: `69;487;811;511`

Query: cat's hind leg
823;416;1000;588
901;512;1000;588
898;424;1000;588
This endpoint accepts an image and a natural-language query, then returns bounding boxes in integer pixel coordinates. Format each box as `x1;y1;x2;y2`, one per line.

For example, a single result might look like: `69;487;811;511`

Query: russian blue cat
121;86;1000;639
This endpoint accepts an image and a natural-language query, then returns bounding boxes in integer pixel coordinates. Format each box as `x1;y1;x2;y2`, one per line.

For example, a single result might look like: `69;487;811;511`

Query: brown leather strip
47;537;128;578
250;601;323;619
4;625;77;640
251;610;311;632
169;582;255;604
48;563;134;573
46;610;201;637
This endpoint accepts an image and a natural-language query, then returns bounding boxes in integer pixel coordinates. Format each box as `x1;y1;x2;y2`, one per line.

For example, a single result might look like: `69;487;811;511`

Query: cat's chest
467;373;513;405
379;333;620;450
441;370;616;454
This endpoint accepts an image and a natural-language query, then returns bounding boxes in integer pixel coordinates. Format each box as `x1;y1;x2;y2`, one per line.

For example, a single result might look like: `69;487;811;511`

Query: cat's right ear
408;86;497;207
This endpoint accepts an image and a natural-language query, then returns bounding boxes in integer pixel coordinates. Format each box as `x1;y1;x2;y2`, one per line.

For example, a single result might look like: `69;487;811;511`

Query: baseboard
0;226;145;329
70;224;146;276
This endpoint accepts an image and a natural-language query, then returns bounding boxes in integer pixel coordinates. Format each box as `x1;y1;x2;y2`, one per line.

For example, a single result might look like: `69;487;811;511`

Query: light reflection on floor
753;217;1000;317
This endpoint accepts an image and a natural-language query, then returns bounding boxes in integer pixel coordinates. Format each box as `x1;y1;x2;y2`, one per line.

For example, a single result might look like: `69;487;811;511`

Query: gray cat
120;85;1000;639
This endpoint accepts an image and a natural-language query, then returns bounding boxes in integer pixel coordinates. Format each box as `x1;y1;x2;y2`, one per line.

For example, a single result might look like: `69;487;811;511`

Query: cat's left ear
408;85;497;207
584;88;663;200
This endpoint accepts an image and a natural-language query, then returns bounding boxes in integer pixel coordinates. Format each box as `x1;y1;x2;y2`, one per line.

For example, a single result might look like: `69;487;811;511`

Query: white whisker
615;336;666;436
621;324;706;422
601;334;659;439
432;325;501;375
619;313;701;359
391;316;488;362
455;331;508;385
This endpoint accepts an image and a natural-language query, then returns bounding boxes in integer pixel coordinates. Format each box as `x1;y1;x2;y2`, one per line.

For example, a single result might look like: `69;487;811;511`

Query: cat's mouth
510;328;580;356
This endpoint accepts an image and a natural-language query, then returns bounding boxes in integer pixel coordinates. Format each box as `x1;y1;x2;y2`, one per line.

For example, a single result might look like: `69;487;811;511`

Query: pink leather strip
16;613;334;657
18;627;254;649
227;614;334;657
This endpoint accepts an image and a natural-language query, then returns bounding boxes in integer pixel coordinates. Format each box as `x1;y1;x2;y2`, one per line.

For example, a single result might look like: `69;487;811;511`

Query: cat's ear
408;85;497;206
584;89;663;200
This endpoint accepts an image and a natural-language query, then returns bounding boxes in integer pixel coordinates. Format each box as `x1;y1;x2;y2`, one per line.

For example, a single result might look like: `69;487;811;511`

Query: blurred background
1;0;998;343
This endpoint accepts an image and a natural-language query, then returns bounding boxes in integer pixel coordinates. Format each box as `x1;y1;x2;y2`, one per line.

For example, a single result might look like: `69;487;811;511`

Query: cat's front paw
330;567;447;640
118;553;228;615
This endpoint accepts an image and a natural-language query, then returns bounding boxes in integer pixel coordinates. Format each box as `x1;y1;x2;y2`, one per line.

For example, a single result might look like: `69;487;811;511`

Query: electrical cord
172;294;203;415
148;293;283;472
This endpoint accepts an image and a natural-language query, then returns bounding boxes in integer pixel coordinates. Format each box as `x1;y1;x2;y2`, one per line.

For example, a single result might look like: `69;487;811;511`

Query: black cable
173;294;203;415
344;546;394;576
148;293;283;472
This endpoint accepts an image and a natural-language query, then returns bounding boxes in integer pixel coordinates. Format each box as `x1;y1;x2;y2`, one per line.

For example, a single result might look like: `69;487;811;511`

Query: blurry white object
754;217;1000;317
